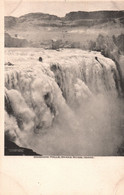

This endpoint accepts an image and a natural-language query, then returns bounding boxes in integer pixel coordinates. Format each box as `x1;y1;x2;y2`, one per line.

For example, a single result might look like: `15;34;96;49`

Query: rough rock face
4;49;124;155
113;34;124;54
64;11;124;21
5;137;40;155
5;33;29;47
5;16;17;28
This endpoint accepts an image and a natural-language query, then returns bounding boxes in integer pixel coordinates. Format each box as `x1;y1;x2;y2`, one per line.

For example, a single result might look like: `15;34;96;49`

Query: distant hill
5;10;124;28
64;11;124;20
19;12;60;21
4;11;124;48
5;12;62;29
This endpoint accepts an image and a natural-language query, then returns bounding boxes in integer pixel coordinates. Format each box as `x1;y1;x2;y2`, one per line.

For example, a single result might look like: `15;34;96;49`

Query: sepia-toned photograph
4;1;124;156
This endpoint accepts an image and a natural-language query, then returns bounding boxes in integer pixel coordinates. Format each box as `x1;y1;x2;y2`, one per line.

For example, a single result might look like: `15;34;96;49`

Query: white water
5;48;124;155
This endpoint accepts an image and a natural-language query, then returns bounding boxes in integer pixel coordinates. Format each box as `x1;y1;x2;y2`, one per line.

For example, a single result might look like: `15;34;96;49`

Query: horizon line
5;9;124;18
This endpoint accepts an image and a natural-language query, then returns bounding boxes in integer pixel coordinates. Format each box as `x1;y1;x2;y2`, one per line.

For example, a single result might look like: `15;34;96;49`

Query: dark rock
5;137;40;156
117;141;124;156
5;62;14;66
95;56;98;61
39;57;43;62
64;11;124;21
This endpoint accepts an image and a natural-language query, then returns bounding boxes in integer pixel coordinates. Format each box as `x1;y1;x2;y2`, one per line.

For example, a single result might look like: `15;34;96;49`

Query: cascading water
4;48;124;155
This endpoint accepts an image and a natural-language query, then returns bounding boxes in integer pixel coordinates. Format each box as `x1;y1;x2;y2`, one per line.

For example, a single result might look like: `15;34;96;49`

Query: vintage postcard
1;0;124;194
4;0;124;157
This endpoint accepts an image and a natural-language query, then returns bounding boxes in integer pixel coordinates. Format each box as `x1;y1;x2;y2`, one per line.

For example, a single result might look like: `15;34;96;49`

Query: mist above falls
4;48;124;155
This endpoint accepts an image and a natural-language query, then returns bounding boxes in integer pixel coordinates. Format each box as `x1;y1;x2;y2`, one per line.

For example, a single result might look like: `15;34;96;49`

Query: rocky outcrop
64;11;124;20
113;34;124;54
5;33;29;47
5;16;17;28
5;137;40;155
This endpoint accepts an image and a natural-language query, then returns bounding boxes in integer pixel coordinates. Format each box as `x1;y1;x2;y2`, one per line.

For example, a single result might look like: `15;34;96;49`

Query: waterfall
4;48;123;155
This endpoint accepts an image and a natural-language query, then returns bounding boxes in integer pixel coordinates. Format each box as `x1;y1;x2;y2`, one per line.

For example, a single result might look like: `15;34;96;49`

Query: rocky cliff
5;11;124;28
5;33;29;47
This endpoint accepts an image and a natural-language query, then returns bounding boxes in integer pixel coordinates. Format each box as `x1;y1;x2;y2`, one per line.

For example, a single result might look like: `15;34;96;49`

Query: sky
4;1;124;17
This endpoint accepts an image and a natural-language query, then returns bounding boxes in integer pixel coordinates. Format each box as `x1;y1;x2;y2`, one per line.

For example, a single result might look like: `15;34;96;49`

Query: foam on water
4;48;124;155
